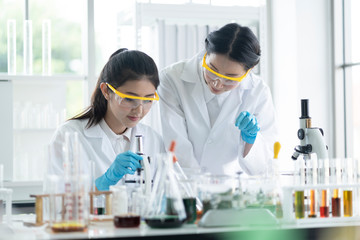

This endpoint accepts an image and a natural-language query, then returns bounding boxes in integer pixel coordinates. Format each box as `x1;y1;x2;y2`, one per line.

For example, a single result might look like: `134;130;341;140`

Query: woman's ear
100;82;110;100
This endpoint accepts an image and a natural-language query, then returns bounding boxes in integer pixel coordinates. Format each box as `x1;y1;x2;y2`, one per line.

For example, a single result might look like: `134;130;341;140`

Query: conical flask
144;152;186;228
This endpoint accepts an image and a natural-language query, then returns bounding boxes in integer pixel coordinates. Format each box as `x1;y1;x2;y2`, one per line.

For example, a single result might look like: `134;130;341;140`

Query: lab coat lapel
83;122;116;162
211;74;255;131
212;90;242;131
182;55;211;128
190;82;211;128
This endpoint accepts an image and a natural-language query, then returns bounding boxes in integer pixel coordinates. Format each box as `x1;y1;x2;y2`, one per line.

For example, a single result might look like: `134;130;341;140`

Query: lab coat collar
181;53;211;128
83;119;148;162
237;72;255;90
83;119;116;161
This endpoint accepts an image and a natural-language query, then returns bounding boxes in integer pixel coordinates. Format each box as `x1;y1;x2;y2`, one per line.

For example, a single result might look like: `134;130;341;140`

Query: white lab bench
2;214;360;240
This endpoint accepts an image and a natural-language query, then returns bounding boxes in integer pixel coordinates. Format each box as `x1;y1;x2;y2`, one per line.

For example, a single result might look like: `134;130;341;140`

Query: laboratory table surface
1;214;360;240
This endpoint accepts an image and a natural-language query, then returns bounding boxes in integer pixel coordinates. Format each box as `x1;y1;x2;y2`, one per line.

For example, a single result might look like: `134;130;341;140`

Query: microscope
291;99;329;162
124;135;152;197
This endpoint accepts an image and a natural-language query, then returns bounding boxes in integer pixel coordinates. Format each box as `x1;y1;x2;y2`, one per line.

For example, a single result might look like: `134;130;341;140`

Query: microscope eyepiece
301;99;309;119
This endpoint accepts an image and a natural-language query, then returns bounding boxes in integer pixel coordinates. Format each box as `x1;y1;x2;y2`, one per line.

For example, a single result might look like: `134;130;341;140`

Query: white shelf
0;74;87;83
13;128;57;132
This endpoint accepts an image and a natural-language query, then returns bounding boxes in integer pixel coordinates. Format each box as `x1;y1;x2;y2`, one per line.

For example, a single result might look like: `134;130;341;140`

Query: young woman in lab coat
49;49;165;191
158;23;278;176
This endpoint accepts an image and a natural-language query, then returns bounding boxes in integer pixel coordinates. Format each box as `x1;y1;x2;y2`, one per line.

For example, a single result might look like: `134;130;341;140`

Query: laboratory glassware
179;179;197;224
23;20;33;75
342;158;353;217
305;157;317;218
144;152;186;228
294;156;305;219
199;174;234;215
49;132;90;232
317;158;329;217
7;20;16;75
329;158;341;217
93;195;105;215
42;20;51;75
112;185;142;228
169;140;202;212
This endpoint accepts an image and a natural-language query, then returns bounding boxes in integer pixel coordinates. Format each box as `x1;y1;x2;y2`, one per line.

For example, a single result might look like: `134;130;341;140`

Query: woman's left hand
235;111;260;144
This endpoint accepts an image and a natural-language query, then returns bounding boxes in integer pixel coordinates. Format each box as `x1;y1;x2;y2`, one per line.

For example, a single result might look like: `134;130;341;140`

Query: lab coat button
207;139;213;144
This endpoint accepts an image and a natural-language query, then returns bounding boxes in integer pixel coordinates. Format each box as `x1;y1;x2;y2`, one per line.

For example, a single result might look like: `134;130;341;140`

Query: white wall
271;0;333;170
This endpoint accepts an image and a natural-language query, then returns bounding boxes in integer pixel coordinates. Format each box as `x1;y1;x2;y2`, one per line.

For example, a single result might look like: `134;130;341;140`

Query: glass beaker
144;153;186;228
179;179;197;224
48;174;90;232
93;194;105;215
198;174;234;215
49;132;90;232
112;185;142;228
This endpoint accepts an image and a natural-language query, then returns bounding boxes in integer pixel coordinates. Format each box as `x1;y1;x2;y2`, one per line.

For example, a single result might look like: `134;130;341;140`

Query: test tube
23;20;33;75
320;190;329;217
330;158;341;217
318;158;329;217
332;189;341;217
342;158;353;217
294;158;305;219
42;20;51;75
295;190;305;219
305;158;317;218
7;20;16;75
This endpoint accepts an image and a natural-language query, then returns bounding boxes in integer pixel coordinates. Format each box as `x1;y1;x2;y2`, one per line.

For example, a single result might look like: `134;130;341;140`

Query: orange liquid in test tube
308;190;317;218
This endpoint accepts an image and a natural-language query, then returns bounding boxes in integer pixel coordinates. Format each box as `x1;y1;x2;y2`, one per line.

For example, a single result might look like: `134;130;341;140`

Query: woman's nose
212;79;224;89
132;103;144;114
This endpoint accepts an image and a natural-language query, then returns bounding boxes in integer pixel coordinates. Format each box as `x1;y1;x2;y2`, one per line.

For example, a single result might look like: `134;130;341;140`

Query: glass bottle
144;152;186;228
23;20;33;75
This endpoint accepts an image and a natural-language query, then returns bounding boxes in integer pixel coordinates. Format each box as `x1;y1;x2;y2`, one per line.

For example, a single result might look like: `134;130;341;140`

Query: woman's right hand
95;151;143;191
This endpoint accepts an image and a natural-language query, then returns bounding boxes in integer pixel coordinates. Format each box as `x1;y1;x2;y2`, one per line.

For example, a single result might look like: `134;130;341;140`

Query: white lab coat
49;118;165;181
158;52;278;176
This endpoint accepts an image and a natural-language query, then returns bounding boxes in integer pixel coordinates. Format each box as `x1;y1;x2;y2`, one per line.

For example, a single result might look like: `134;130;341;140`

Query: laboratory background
0;0;359;239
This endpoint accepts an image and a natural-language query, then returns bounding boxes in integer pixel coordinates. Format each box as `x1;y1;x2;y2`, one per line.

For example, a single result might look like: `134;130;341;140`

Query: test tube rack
282;183;360;224
30;191;112;226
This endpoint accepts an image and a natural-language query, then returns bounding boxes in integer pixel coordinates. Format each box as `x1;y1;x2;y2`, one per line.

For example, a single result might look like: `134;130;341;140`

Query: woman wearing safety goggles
158;23;278;177
49;48;165;191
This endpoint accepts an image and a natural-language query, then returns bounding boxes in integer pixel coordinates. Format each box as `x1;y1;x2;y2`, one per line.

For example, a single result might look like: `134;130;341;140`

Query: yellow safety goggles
106;83;159;109
202;52;251;83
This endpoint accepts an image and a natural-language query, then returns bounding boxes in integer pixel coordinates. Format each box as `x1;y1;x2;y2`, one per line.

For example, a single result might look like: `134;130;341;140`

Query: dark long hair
205;23;261;71
71;48;159;128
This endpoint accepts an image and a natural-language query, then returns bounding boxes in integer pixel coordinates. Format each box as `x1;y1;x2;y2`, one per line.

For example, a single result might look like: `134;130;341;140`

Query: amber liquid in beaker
343;190;353;217
294;191;305;219
51;222;86;232
114;215;141;228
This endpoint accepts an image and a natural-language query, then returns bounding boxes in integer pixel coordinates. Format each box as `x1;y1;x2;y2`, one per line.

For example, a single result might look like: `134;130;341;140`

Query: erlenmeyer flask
144;153;186;228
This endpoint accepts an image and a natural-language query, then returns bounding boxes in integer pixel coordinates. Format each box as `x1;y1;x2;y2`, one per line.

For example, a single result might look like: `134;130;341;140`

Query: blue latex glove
235;111;260;144
95;151;142;191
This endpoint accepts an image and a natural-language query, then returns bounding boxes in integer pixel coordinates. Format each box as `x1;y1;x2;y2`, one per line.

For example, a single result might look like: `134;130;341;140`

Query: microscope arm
306;128;329;160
